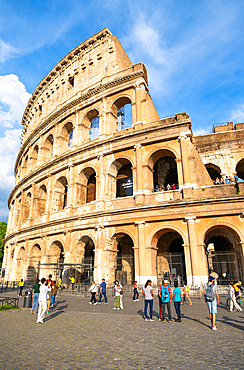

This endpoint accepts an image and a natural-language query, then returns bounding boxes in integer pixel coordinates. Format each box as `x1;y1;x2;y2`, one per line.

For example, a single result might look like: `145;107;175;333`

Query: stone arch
42;133;54;161
27;243;41;282
72;235;96;283
29;144;39;171
52;176;68;212
147;149;179;192
201;223;244;284
22;191;32;223
59;121;74;152
110;231;135;285
150;227;187;284
77;167;97;205
81;109;100;141
111;96;133;131
107;158;134;199
205;163;222;181
236;158;244;181
35;184;47;217
16;246;26;281
22;154;29;178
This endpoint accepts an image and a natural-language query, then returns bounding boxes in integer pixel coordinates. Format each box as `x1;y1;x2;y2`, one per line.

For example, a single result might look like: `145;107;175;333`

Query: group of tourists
155;184;179;192
229;280;243;312
29;274;58;324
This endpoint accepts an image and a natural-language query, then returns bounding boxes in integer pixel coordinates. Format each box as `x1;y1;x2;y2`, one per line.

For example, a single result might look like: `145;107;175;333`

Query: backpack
205;283;215;302
161;285;170;303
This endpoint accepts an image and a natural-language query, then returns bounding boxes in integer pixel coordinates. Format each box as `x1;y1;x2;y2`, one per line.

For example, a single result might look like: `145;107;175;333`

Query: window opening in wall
153;156;178;191
117;107;125;130
86;173;96;203
116;163;133;198
89;116;99;141
116;102;132;131
68;129;73;148
68;76;74;87
39;105;42;115
63;185;68;209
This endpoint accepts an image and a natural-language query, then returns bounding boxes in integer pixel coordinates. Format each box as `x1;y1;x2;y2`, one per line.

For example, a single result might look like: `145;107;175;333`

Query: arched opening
52;177;68;212
29;145;39;170
151;150;178;191
16;198;21;225
43;134;54;161
60;122;73;151
82;236;95;281
205;163;222;181
113;233;134;285
86;173;96;203
204;227;243;285
86;109;99;141
116;160;133;198
22;192;31;223
22;155;28;178
27;244;41;282
236;158;244;181
16;247;25;281
111;97;133;131
156;230;186;284
35;185;47;217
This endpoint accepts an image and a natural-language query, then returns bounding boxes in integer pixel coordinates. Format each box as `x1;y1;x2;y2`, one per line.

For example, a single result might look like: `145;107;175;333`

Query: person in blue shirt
173;280;182;322
99;279;108;304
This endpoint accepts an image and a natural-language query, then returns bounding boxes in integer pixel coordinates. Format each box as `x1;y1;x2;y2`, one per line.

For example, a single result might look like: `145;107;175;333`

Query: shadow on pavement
220;315;244;331
44;304;68;321
182;315;211;329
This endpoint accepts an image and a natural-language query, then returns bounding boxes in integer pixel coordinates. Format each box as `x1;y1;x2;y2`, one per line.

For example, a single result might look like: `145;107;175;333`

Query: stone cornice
4;195;244;245
16;69;146;170
21;28;112;125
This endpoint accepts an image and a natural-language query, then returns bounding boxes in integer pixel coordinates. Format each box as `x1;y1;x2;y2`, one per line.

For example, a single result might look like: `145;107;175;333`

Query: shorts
206;299;217;314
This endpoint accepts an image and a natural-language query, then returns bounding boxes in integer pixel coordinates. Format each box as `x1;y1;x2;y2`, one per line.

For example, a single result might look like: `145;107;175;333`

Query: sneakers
175;319;181;322
168;319;172;322
145;318;149;321
94;302;97;305
46;311;49;314
105;302;108;304
133;300;136;302
149;319;154;322
162;319;166;322
89;302;92;305
158;318;161;321
113;307;117;309
51;304;54;308
116;308;120;310
189;303;193;306
212;326;217;331
136;299;139;301
98;302;101;304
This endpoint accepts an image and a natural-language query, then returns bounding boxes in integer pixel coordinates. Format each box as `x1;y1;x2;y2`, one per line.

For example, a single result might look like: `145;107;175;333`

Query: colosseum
2;28;244;287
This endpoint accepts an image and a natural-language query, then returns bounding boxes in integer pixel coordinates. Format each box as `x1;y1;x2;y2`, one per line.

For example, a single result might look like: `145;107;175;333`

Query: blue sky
0;0;244;221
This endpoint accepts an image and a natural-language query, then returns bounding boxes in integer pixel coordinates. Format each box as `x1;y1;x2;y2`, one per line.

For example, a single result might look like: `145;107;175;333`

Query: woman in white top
37;277;52;324
142;280;154;321
89;281;98;305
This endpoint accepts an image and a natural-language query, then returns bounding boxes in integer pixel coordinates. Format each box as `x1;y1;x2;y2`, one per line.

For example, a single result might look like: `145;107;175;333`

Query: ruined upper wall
20;28;136;143
194;128;244;153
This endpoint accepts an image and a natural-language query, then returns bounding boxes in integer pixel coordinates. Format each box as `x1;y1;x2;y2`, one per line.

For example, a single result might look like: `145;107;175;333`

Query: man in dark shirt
99;279;108;304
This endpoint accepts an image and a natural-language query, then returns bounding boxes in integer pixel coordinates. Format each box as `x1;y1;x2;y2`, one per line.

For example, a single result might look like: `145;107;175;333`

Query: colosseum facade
2;28;244;286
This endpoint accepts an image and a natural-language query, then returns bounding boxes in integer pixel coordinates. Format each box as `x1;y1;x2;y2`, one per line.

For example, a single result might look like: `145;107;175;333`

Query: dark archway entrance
157;231;186;285
153;156;178;190
114;234;134;285
205;228;243;285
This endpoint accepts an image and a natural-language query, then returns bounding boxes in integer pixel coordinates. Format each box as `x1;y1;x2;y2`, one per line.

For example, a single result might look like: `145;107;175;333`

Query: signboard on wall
117;177;133;197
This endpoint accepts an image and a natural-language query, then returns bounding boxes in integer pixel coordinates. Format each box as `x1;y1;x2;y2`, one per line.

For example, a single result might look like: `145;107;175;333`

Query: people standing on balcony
155;185;159;192
166;184;171;191
172;184;176;190
142;279;154;321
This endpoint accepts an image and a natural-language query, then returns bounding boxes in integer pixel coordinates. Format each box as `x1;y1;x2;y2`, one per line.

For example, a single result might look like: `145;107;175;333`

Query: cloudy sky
0;0;244;222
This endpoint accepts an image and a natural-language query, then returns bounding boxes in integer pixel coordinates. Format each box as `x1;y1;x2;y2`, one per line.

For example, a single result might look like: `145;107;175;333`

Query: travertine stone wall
2;29;244;286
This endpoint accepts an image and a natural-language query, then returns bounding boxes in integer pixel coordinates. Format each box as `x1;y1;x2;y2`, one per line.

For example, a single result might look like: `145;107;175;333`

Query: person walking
99;279;108;304
46;274;54;314
69;276;75;291
159;280;172;322
119;282;124;309
229;282;242;312
89;281;98;305
31;279;40;314
51;281;58;307
18;279;24;297
37;277;52;324
133;281;139;301
173;280;182;322
142;280;154;321
203;276;219;330
181;281;192;305
113;281;121;310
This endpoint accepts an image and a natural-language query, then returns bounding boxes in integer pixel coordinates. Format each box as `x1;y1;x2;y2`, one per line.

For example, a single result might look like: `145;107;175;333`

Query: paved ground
0;291;244;369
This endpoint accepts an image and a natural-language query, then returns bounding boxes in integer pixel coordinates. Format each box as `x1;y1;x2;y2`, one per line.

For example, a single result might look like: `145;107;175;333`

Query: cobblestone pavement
0;292;244;369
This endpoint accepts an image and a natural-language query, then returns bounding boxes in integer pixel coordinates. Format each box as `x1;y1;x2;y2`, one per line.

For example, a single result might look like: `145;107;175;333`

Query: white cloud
0;39;19;63
231;103;244;123
0;74;31;128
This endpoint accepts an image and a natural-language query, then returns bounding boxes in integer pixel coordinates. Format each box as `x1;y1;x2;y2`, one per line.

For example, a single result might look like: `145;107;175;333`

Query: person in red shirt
133;281;139;301
46;274;54;313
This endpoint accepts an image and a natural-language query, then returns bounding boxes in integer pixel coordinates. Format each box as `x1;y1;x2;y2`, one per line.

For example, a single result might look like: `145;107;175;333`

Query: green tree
0;221;7;268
